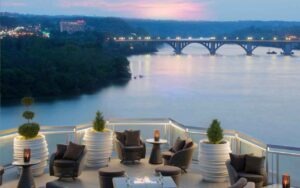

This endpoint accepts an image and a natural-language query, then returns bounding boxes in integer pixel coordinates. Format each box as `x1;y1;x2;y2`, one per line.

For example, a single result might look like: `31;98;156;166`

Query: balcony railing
0;118;299;186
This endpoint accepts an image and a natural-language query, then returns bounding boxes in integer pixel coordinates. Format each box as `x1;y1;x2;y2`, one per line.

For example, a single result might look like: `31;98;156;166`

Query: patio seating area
0;118;300;188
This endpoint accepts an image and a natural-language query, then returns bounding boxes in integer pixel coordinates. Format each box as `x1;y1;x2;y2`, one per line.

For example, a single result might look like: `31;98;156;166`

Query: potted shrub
13;97;49;176
83;111;113;167
198;119;231;182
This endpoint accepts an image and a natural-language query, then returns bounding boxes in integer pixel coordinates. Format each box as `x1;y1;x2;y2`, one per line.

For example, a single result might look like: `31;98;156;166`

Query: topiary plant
207;119;223;144
18;97;40;139
93;111;105;132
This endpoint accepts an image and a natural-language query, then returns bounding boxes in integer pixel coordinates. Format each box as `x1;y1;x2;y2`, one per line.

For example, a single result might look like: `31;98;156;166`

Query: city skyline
1;0;300;21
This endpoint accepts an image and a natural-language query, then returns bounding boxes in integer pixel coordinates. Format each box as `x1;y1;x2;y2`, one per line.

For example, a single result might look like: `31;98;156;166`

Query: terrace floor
2;157;230;188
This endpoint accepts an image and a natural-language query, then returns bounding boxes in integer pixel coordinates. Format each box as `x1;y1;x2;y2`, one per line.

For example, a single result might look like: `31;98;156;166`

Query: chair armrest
49;153;56;175
170;145;196;169
115;138;125;159
140;139;146;158
226;160;239;185
74;149;87;176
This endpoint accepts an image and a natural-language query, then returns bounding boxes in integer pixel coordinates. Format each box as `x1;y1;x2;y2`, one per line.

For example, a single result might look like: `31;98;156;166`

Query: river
1;44;300;146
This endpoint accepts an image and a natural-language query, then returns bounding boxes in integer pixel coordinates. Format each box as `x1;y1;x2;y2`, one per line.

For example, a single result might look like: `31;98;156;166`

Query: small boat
267;49;277;55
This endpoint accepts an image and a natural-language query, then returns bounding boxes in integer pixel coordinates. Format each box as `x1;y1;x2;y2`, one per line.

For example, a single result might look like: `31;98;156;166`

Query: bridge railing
0;118;299;186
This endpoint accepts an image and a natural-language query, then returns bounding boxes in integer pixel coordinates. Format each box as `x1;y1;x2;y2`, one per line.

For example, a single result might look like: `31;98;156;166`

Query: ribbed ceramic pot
83;128;113;167
198;140;231;182
13;134;49;176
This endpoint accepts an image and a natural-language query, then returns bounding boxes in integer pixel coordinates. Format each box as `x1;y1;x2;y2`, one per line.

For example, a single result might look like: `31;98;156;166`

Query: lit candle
23;148;31;163
282;173;290;188
154;130;160;141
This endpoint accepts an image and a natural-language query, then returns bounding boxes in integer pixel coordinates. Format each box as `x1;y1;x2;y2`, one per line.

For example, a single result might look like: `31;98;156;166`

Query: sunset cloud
58;0;212;20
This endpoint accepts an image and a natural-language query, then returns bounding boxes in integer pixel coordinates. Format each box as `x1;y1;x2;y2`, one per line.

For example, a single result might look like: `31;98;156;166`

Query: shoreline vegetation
0;32;156;102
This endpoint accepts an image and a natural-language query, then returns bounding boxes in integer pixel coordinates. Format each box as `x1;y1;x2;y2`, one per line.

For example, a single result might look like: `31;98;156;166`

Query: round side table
12;159;41;188
146;138;168;164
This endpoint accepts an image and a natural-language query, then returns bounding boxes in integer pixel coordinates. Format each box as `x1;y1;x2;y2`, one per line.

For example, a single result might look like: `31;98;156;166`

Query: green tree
207;119;223;144
93;111;105;132
18;97;40;139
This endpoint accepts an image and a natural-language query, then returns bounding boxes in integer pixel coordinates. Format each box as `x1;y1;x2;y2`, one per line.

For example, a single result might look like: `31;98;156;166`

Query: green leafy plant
93;111;105;132
18;97;40;139
207;119;223;144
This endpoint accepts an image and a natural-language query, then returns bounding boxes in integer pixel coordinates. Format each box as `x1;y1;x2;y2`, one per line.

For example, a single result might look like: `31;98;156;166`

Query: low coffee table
113;176;177;188
146;138;167;164
12;159;40;188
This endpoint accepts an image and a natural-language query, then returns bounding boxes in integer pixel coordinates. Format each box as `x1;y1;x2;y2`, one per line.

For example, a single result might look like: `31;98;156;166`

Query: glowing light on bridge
273;37;277;41
210;37;216;40
145;36;151;40
166;37;170;39
188;37;192;40
113;37;117;40
176;36;181;40
261;37;264;40
129;37;133;40
285;37;291;41
119;37;125;40
236;37;239;40
247;37;253;41
223;37;227;40
138;37;142;40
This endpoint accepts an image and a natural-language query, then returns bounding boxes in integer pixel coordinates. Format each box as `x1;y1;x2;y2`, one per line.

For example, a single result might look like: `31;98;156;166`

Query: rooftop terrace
1;118;300;187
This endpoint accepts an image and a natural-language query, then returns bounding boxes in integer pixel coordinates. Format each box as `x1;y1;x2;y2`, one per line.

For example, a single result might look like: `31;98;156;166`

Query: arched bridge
114;38;300;56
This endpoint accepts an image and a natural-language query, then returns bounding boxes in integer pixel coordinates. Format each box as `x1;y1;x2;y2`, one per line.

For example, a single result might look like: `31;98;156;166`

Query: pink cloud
59;0;212;20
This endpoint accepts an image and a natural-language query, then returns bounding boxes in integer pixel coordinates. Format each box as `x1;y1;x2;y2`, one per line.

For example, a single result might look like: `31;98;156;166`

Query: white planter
13;134;49;176
198;140;231;182
83;128;113;167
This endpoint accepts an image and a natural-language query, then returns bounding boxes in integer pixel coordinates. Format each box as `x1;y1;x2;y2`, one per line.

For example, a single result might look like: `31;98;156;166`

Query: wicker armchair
162;143;197;172
49;145;87;179
114;137;146;163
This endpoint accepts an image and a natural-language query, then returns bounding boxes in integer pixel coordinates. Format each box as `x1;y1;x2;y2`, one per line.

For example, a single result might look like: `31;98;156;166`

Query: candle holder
154;130;160;141
282;173;290;188
23;148;31;163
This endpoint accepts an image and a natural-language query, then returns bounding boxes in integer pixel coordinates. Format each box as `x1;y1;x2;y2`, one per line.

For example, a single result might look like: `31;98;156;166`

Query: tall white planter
198;140;231;182
83;128;113;167
13;134;49;176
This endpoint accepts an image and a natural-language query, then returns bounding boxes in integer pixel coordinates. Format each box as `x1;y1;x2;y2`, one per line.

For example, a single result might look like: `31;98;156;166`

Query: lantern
24;148;31;163
282;173;290;188
154;130;160;141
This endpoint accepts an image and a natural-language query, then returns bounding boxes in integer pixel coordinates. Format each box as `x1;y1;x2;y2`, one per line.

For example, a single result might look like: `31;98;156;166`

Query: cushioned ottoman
155;165;181;185
46;181;64;188
98;167;125;188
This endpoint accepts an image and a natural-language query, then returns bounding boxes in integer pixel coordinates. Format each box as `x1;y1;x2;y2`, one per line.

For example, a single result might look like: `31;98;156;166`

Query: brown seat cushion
155;165;181;176
238;172;264;183
115;131;126;145
230;153;247;172
98;167;125;177
55;144;67;159
124;145;144;152
183;138;193;149
170;137;185;153
162;151;175;160
244;155;265;175
63;142;85;161
53;160;76;168
125;130;140;146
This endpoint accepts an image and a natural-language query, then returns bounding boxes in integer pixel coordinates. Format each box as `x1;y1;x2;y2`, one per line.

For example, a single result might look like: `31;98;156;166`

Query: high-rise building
59;20;86;33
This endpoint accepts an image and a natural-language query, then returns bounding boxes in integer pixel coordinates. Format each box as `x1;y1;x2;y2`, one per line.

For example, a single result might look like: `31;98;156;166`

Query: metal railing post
276;153;279;184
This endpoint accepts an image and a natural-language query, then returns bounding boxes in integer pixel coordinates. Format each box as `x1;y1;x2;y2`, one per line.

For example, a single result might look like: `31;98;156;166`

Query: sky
1;0;300;21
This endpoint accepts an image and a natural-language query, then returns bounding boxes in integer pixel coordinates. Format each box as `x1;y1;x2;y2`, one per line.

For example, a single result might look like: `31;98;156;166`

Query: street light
223;37;227;40
247;37;253;41
176;36;181;40
236;37;239;40
273;37;277;41
261;37;264;40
